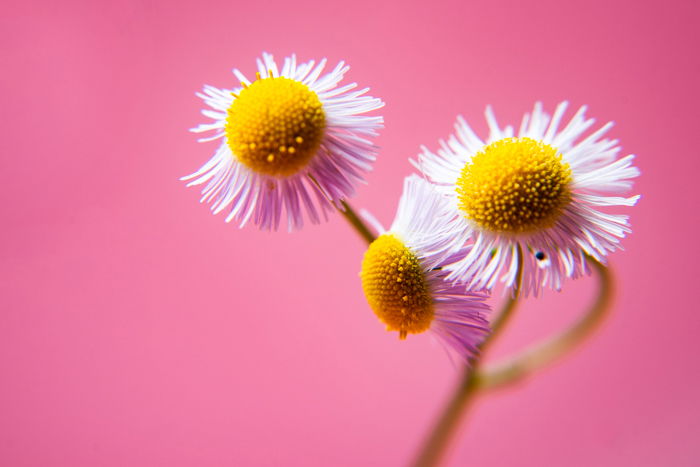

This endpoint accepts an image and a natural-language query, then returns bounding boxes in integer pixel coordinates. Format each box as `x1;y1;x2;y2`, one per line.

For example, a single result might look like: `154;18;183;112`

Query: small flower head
360;175;490;362
183;53;384;231
362;233;435;338
415;102;640;296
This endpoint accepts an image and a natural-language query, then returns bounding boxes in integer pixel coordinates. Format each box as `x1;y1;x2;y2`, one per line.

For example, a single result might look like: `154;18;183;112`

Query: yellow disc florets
456;137;573;234
225;75;326;177
360;234;434;339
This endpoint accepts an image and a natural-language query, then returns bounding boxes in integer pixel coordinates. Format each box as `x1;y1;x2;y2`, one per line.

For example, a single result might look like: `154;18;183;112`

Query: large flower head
182;53;384;231
360;175;490;362
415;102;640;296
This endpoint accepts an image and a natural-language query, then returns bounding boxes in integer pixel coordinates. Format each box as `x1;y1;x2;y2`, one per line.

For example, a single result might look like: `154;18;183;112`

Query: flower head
415;102;640;296
182;53;384;231
360;175;490;362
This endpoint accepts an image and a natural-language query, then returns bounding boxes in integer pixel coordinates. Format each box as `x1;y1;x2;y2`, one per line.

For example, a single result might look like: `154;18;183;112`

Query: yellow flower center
225;75;326;177
360;234;434;339
456;137;573;234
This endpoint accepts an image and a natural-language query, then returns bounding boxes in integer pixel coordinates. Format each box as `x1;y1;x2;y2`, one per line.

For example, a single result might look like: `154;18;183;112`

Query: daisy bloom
182;53;384;231
360;175;490;362
414;102;640;296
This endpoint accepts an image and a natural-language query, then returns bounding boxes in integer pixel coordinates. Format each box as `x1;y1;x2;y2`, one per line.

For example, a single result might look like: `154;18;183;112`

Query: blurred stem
412;369;480;467
336;198;614;466
478;245;524;354
339;200;376;244
412;247;523;467
478;256;613;391
414;256;614;467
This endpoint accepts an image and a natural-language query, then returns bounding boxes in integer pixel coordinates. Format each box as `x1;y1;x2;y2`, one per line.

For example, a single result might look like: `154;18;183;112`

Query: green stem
412;371;480;467
413;256;613;466
411;247;524;467
336;201;614;466
307;173;376;244
339;200;376;244
479;245;524;354
478;256;613;391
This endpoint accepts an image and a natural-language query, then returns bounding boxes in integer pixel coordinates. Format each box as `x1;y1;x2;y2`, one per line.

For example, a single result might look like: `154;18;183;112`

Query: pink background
2;0;699;465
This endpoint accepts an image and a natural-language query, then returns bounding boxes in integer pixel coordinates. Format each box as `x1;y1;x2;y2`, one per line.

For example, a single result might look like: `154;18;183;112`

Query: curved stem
411;248;524;467
479;245;524;355
338;200;376;244
478;256;613;391
412;370;479;467
336;200;614;465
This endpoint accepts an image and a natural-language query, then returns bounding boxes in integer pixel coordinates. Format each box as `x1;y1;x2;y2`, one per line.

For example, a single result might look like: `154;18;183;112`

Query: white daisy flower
360;175;490;362
414;102;640;296
182;53;384;231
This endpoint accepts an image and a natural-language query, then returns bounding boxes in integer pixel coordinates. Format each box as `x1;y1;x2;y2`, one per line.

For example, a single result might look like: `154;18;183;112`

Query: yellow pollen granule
225;76;326;177
456;137;573;234
360;234;434;339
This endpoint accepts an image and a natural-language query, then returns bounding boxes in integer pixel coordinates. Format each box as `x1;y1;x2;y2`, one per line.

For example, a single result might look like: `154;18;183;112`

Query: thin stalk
478;256;613;391
339;200;376;244
412;371;480;467
307;174;376;245
479;245;524;354
335;200;614;466
412;248;524;467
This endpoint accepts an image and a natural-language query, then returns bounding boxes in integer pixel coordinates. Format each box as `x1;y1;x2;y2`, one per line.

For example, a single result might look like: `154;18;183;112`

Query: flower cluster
183;53;639;363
